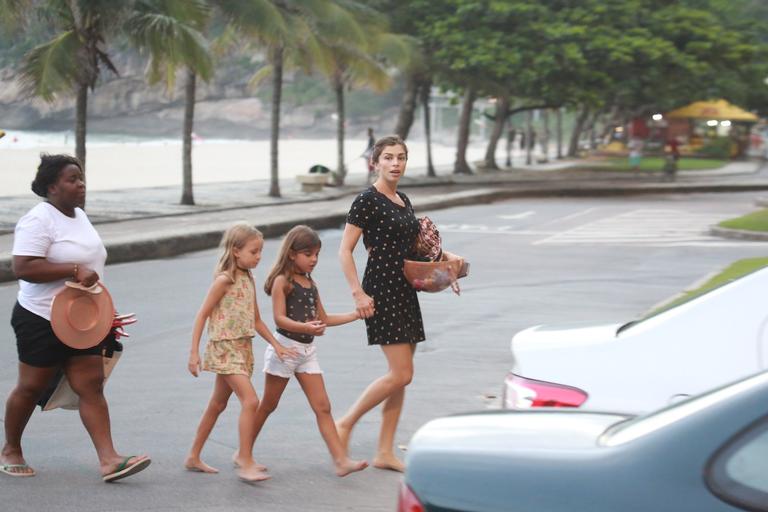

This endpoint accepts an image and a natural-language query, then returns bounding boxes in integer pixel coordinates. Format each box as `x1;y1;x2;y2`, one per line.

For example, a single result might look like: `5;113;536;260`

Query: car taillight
503;373;587;408
398;482;424;512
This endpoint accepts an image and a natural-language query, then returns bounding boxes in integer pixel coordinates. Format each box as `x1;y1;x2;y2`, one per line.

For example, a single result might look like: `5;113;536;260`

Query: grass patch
647;257;768;317
718;209;768;232
580;157;727;172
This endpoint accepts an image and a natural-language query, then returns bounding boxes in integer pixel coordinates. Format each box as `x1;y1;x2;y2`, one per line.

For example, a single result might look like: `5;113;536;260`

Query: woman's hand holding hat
74;265;99;287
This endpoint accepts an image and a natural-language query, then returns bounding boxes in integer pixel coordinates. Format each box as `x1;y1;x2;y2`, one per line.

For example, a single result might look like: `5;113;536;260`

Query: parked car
400;371;768;512
503;267;768;413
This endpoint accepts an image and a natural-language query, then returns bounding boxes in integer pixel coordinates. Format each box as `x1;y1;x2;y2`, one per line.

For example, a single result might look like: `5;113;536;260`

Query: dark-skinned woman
1;154;150;482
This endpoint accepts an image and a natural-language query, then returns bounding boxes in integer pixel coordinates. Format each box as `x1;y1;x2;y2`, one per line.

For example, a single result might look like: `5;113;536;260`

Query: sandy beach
0;133;495;197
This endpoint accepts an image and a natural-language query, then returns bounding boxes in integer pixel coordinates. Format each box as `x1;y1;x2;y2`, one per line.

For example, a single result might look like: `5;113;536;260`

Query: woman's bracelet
73;263;79;279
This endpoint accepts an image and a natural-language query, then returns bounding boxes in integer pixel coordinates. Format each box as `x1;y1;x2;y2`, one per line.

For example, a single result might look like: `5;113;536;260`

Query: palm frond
247;63;274;90
126;9;213;86
18;30;82;101
214;0;286;42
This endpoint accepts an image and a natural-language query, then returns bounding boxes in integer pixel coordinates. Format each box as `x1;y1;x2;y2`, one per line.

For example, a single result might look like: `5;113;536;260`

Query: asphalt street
1;192;767;512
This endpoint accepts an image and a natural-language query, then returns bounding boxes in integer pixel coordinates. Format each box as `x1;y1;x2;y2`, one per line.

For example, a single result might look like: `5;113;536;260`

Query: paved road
1;192;766;511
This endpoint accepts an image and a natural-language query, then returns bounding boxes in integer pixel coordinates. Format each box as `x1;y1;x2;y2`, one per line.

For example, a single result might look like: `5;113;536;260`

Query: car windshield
616;265;766;335
599;372;768;447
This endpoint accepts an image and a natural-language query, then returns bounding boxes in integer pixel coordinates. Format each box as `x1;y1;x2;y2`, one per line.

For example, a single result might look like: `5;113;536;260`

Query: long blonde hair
264;225;321;295
216;222;263;282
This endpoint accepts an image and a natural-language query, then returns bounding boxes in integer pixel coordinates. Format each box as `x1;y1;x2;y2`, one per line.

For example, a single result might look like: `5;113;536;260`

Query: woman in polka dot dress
336;135;423;473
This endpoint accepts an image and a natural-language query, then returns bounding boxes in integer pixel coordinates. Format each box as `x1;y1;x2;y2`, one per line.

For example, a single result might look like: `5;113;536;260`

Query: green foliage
719;209;768;232
697;137;732;159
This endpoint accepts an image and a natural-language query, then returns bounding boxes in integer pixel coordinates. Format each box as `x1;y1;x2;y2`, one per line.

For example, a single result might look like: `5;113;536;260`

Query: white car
503;267;768;413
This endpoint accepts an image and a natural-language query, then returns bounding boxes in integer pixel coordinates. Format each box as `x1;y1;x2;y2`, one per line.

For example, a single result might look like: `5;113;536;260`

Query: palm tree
17;0;129;173
243;0;335;198
16;0;211;184
125;0;214;205
314;4;411;185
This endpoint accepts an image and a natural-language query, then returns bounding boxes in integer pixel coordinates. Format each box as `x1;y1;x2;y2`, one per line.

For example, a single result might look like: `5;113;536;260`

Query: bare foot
238;465;271;483
335;420;352;452
232;451;267;472
372;454;405;473
184;456;219;474
0;452;35;477
335;458;368;477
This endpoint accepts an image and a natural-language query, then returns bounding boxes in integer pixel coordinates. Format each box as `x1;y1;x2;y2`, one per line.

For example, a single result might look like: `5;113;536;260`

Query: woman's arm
338;223;375;318
188;275;230;377
13;255;99;287
271;275;326;336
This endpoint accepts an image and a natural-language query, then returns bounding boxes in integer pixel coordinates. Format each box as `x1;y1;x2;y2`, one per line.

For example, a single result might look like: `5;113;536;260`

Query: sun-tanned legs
2;357;149;478
1;362;58;476
336;343;415;472
185;373;268;481
294;373;367;476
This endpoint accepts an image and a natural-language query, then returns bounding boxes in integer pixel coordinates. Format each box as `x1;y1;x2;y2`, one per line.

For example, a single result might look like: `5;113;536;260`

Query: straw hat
51;281;114;349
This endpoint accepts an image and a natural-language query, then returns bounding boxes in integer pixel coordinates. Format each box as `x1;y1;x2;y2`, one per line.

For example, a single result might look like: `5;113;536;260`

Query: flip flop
102;456;151;483
0;463;36;477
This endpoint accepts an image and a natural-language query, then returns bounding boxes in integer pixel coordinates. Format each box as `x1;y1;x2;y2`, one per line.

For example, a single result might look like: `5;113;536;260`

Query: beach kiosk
665;99;758;157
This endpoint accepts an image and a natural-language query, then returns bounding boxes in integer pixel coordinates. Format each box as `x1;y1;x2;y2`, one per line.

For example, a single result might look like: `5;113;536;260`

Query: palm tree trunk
420;79;436;177
453;86;475;175
540;108;550;163
181;69;196;205
525;109;533;165
394;71;419;139
334;76;346;185
75;82;88;173
269;45;284;198
482;95;509;170
556;107;563;159
568;106;590;157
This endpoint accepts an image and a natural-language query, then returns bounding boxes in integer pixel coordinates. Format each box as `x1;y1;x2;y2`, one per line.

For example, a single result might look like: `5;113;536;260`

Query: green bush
696;137;732;159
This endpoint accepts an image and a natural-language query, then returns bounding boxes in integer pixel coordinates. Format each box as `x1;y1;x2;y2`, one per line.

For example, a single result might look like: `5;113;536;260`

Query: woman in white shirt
1;154;150;482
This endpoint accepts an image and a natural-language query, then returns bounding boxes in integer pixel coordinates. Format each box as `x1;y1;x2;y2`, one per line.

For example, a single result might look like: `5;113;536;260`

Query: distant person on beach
3;154;150;482
363;128;375;173
186;222;297;482
628;137;644;171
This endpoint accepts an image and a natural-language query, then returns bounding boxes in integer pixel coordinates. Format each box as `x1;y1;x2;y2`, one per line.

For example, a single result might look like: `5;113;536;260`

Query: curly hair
31;154;83;198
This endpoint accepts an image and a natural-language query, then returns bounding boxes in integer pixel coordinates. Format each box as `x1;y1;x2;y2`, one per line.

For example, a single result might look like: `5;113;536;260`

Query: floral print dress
203;270;257;376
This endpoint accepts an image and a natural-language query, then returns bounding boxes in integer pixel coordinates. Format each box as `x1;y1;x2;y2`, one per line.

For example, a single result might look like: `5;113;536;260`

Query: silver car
400;371;768;512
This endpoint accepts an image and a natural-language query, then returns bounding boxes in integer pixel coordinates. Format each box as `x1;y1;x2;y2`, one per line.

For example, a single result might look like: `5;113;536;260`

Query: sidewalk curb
3;183;768;283
709;225;768;241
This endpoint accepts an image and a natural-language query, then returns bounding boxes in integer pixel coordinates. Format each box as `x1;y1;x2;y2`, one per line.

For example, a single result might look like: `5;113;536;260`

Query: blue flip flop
102;456;151;483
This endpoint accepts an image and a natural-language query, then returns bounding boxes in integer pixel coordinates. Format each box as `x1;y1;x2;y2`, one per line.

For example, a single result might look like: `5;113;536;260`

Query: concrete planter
296;174;329;193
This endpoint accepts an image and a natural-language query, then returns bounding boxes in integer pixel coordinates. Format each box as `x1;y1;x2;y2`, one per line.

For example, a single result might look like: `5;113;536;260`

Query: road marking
498;211;535;220
533;209;759;246
539;207;598;226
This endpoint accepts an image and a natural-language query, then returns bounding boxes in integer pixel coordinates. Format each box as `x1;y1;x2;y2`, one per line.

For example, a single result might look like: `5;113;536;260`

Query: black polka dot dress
346;186;425;345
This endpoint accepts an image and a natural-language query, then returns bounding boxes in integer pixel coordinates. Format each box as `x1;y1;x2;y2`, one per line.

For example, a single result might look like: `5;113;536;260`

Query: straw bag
404;217;469;294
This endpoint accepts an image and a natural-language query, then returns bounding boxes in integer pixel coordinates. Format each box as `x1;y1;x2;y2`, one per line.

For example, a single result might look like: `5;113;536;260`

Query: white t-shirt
13;202;107;320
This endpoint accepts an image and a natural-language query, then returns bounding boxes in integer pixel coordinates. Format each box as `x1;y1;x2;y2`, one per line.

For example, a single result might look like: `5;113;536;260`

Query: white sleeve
12;213;52;257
